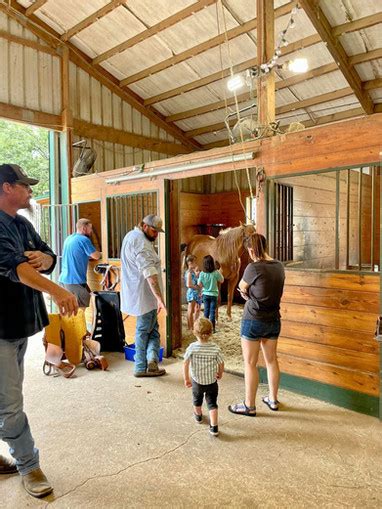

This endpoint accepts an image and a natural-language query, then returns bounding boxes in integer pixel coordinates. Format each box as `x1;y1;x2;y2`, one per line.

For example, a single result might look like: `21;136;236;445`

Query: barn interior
1;0;382;506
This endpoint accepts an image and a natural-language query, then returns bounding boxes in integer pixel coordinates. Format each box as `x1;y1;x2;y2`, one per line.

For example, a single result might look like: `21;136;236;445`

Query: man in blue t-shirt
59;218;101;307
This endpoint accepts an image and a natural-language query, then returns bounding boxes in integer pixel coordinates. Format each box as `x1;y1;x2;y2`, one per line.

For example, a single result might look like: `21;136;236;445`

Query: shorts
61;283;91;308
240;319;281;341
192;380;218;410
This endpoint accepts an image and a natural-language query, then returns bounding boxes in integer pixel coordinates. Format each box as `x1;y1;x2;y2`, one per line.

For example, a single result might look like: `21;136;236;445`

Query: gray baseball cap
142;214;165;233
0;164;39;186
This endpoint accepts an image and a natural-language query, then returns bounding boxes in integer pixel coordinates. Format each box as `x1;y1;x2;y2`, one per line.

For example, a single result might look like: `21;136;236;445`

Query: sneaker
194;413;203;423
147;361;166;376
209;425;219;436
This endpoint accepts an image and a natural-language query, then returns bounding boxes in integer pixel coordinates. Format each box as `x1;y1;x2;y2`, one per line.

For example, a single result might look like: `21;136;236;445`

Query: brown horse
184;224;256;320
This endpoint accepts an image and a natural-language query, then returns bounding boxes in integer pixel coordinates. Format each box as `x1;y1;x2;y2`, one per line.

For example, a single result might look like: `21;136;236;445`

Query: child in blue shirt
185;254;201;330
198;255;224;333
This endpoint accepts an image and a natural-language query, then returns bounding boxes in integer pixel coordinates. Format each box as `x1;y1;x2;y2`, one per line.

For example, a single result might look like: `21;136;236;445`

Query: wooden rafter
25;0;47;17
144;33;321;106
1;0;201;151
120;2;295;87
203;107;365;149
0;29;57;55
333;11;382;36
349;48;382;66
93;0;217;65
299;0;374;114
61;0;127;42
256;0;275;125
166;63;338;123
185;87;355;138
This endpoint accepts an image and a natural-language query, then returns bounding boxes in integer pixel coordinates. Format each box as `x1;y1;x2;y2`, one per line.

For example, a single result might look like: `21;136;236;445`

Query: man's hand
51;286;79;317
184;379;192;388
24;251;53;272
157;299;167;315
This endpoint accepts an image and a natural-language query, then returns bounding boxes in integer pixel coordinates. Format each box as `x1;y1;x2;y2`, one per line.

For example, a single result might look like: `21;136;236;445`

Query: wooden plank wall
263;270;380;396
276;169;377;269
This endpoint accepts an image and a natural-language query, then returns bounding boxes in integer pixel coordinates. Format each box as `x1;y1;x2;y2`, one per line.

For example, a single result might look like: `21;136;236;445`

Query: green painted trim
258;368;379;417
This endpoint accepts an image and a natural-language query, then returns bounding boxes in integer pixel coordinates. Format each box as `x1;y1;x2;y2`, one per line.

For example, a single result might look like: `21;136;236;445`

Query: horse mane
214;226;244;265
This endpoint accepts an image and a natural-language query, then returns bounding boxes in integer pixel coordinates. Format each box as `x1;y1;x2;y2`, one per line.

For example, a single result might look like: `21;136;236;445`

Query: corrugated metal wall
0;12;61;117
0;10;179;173
180;167;256;193
69;63;180;173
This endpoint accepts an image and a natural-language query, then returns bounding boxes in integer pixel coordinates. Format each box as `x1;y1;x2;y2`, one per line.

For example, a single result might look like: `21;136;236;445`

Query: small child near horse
183;317;224;436
185;254;202;331
198;255;224;333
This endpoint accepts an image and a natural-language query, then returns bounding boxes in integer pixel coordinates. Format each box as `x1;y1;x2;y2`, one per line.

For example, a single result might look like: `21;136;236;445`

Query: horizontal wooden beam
185;86;355;138
203;107;365;149
3;0;201;150
93;0;217;65
166;62;338;122
25;0;47;17
333;11;382;36
0;100;63;129
364;78;382;91
0;29;57;55
120;2;295;87
61;0;126;42
349;48;382;66
73;119;192;155
300;0;374;114
144;33;321;106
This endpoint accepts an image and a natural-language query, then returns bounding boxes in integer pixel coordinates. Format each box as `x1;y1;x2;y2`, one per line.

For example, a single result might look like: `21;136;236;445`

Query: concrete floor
1;336;382;509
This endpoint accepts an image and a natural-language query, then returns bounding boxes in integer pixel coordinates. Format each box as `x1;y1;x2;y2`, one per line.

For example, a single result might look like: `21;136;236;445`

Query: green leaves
0;120;49;197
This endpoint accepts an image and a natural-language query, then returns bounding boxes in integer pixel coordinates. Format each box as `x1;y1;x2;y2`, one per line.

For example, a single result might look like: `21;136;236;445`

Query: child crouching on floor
183;317;224;436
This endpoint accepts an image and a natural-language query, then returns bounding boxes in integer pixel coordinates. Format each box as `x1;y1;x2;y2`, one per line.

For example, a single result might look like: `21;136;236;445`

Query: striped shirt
184;341;224;385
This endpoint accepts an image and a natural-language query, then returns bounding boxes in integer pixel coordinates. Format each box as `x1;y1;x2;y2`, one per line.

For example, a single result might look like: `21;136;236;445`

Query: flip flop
228;402;256;417
262;396;279;411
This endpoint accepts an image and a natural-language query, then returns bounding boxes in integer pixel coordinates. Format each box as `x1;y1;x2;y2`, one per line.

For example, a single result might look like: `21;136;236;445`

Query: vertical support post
358;168;363;270
379;157;382;420
257;0;275;126
346;170;350;269
371;166;376;270
335;171;340;269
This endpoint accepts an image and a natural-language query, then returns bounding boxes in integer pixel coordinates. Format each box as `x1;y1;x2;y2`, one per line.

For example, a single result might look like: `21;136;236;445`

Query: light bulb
287;58;308;73
227;74;245;92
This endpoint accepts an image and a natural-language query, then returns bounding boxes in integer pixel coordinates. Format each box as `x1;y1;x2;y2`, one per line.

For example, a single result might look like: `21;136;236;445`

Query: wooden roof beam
25;0;48;17
333;11;382;36
299;0;374;114
166;62;338;122
61;0;127;42
185;86;355;137
202;107;365;149
93;0;217;65
0;29;57;55
2;0;201;151
144;33;321;106
120;2;295;87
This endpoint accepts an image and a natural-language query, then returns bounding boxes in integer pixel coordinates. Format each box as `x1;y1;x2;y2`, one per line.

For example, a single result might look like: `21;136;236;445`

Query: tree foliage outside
0;119;49;197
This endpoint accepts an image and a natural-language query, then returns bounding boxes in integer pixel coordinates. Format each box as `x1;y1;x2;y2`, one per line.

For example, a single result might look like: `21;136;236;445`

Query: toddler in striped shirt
183;317;224;436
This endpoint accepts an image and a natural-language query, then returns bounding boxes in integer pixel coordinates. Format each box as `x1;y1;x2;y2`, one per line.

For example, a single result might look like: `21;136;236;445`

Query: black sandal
262;396;279;411
228;402;257;417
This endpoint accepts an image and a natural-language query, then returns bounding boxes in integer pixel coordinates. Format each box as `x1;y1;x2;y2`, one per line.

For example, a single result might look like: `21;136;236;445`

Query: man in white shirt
120;214;167;377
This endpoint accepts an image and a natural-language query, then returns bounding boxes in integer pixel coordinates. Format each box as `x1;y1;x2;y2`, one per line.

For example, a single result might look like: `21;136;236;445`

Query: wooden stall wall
270;271;379;402
274;170;376;270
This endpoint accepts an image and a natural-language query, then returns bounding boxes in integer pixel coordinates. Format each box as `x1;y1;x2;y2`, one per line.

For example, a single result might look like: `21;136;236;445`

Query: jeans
0;338;39;475
203;295;218;329
135;309;161;373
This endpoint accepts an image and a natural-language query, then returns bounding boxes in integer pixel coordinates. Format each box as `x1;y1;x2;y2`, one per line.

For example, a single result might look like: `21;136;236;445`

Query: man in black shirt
0;164;78;498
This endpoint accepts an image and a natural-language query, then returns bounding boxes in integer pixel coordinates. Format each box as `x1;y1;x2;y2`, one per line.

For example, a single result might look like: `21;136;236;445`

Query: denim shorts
240;319;281;341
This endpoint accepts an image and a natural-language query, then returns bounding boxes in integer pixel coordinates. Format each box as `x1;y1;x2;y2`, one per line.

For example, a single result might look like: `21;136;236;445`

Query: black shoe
194;413;203;423
209;425;219;436
0;454;17;475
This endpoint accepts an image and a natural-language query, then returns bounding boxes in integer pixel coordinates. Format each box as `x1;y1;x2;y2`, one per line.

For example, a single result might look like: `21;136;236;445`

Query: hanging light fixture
227;74;245;92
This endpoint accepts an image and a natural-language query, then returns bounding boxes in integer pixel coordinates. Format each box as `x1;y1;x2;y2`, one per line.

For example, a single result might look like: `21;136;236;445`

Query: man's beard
143;231;156;242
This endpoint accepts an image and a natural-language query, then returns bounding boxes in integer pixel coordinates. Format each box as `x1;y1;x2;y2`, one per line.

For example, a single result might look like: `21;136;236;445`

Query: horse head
240;222;256;243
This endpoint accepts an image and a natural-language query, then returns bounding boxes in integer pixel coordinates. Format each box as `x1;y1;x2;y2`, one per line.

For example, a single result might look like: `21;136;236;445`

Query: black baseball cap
0;164;39;186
